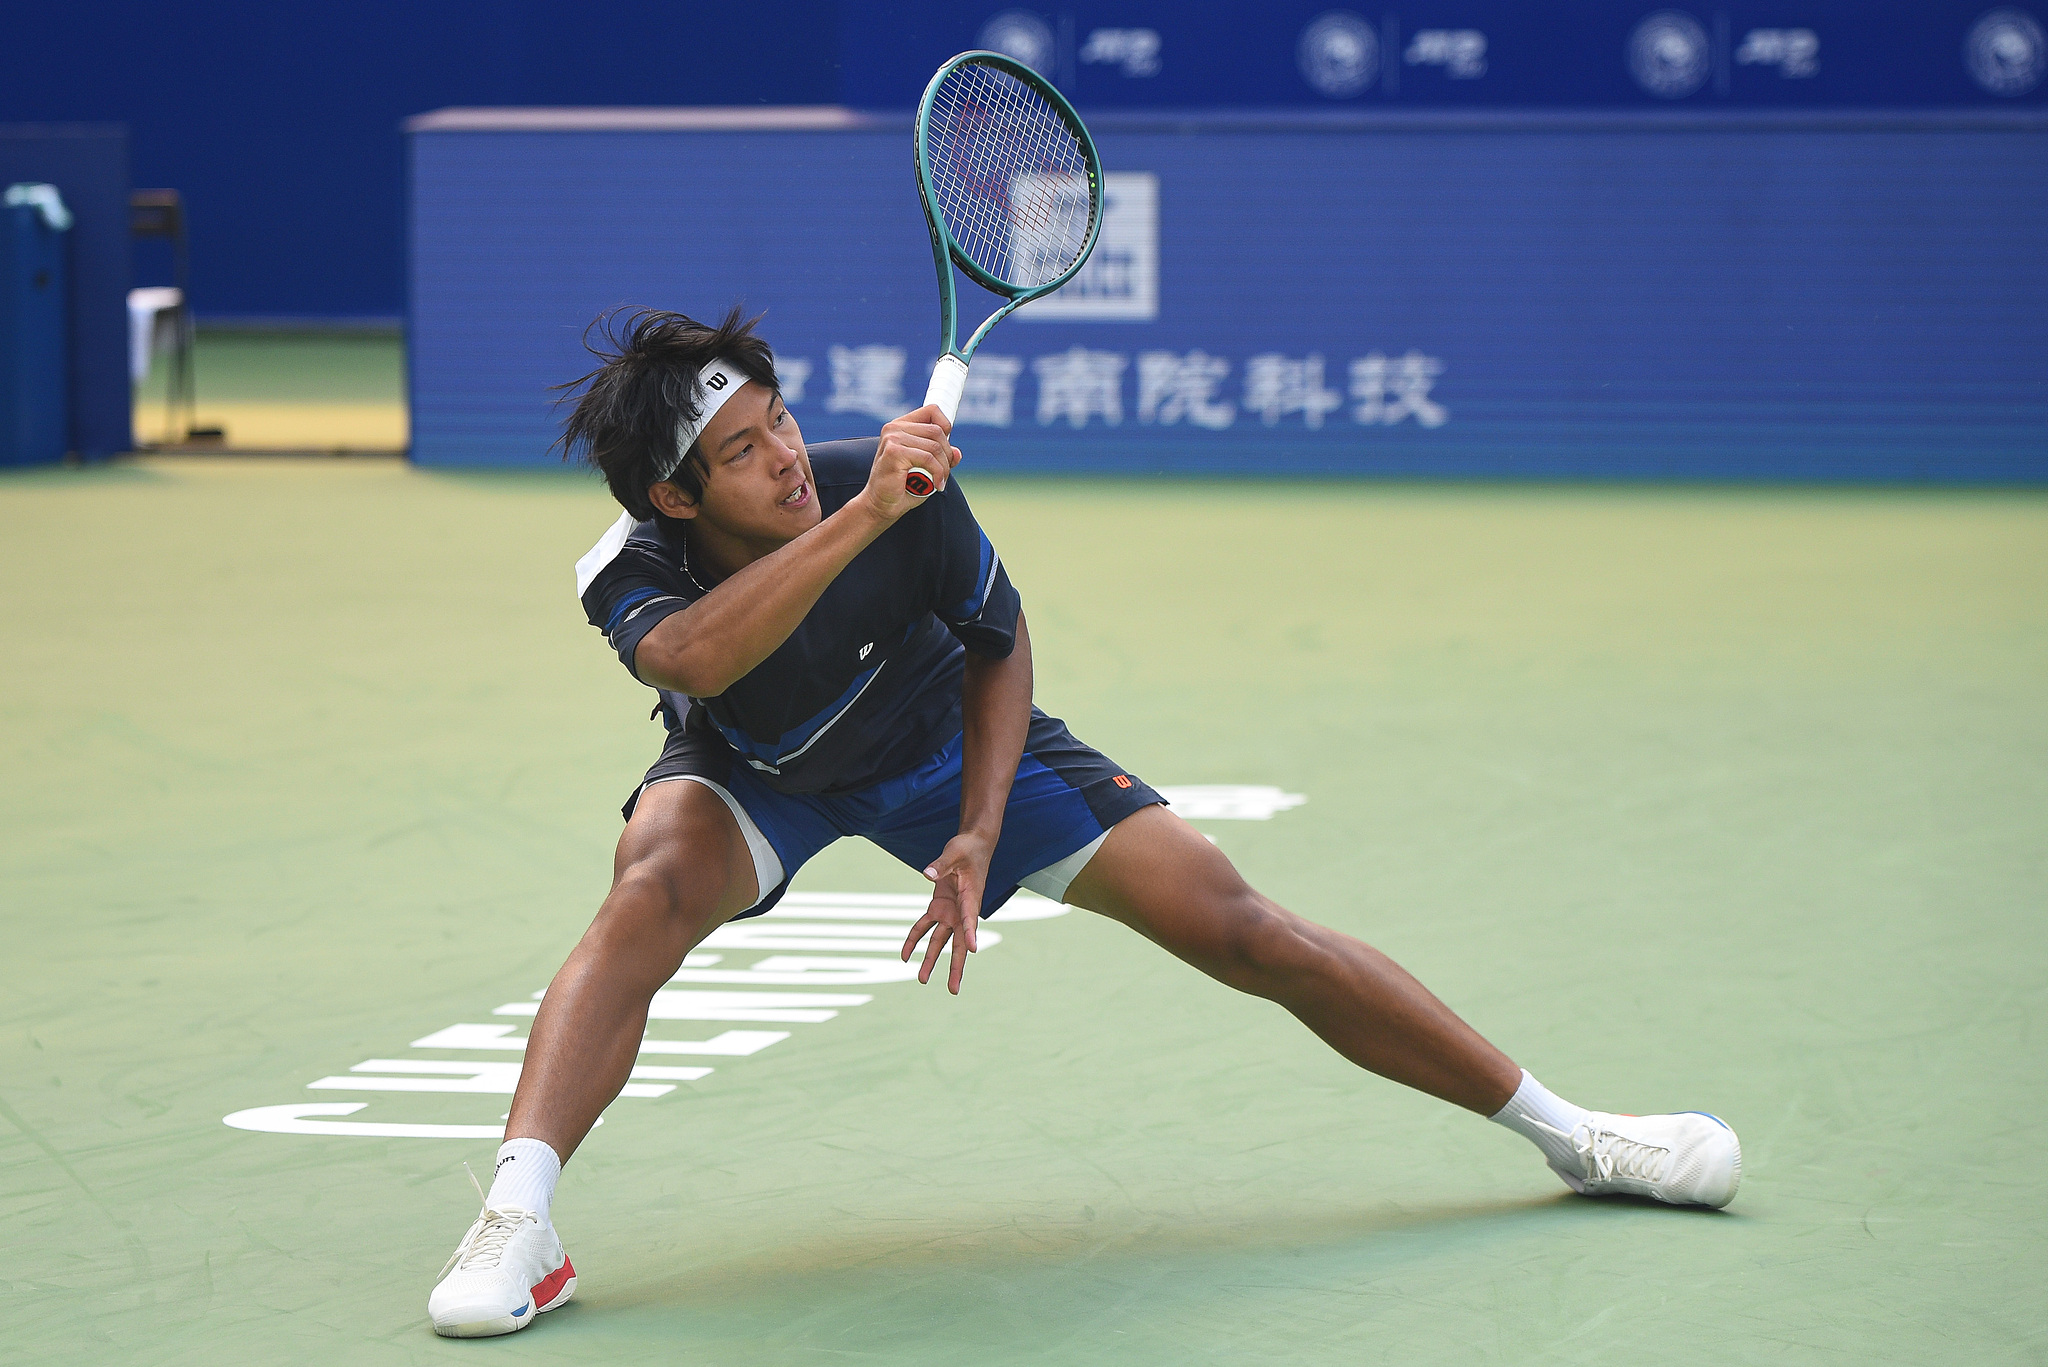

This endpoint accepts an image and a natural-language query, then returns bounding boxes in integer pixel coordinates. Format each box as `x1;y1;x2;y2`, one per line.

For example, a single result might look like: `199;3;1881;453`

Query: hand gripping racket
904;51;1105;496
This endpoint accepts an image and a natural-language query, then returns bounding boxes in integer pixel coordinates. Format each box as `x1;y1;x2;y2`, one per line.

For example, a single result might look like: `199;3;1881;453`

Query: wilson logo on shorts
1112;775;1132;788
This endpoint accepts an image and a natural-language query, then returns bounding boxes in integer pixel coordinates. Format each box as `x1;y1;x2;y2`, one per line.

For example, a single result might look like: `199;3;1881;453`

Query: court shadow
595;1188;1606;1320
0;458;169;486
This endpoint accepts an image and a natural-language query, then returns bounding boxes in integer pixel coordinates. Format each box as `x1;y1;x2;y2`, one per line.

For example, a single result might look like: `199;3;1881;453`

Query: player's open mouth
779;482;809;508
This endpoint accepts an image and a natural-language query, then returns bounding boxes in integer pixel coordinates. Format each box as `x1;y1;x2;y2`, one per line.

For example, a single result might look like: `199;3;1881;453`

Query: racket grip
904;469;935;497
923;354;968;425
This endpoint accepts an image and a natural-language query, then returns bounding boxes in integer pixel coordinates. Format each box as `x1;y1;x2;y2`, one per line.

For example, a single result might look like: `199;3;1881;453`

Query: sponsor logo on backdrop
1628;11;1711;98
1405;29;1487;79
771;353;812;402
957;355;1026;426
1299;11;1379;97
1137;351;1235;430
979;10;1055;73
1033;348;1128;426
1966;8;2045;95
1016;171;1158;322
824;345;907;421
789;345;1448;433
1735;28;1819;78
1080;28;1162;77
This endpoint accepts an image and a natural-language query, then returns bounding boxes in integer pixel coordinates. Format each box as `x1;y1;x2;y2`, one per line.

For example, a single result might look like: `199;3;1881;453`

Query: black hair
553;305;780;520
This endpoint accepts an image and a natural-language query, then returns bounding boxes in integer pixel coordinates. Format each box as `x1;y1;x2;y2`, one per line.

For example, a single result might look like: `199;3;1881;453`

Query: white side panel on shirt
574;510;639;598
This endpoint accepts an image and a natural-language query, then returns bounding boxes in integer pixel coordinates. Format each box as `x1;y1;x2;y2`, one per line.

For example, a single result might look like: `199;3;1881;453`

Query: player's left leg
1063;805;1520;1113
1059;805;1741;1207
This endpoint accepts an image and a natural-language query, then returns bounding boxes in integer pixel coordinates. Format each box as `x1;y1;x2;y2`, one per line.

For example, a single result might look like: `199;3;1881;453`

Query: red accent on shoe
531;1257;574;1310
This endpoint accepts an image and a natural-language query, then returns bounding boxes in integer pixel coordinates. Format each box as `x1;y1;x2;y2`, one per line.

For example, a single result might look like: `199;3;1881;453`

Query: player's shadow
594;1188;1716;1324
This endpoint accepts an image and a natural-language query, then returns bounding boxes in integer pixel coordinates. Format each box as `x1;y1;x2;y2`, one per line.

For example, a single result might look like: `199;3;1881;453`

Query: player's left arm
905;612;1032;995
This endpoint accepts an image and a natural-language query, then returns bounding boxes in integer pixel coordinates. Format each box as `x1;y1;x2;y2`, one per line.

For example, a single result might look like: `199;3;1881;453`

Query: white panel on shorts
641;774;785;910
1018;829;1109;905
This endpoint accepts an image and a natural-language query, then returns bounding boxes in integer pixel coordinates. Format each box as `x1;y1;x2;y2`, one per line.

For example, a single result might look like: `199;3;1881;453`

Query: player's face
688;382;817;542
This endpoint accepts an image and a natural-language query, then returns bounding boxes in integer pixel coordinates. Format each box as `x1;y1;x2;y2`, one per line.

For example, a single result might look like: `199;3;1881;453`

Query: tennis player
427;309;1742;1337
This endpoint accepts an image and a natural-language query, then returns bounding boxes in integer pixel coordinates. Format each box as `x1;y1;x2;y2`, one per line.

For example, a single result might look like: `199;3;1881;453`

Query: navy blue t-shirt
575;439;1021;796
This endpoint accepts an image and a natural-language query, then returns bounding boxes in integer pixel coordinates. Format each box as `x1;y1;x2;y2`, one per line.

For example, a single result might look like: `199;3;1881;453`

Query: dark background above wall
5;1;2040;321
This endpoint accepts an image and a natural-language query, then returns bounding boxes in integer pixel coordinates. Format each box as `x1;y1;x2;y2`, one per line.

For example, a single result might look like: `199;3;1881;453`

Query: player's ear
648;480;698;520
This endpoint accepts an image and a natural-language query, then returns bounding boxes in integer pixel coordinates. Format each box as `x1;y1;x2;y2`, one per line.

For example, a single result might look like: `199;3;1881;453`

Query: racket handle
924;354;968;426
907;355;966;496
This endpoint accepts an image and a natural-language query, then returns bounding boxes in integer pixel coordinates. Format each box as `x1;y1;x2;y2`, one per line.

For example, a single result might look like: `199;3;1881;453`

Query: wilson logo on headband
657;358;746;480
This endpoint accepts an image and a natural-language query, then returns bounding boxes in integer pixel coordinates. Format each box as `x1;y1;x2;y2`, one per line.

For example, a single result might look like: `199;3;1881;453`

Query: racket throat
924;354;970;425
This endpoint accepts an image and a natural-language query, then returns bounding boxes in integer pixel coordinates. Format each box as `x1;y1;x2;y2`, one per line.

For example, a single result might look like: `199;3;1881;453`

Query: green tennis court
4;459;2044;1363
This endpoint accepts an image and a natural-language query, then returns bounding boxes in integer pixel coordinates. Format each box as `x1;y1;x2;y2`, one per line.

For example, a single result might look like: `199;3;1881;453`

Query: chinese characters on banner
788;348;1449;430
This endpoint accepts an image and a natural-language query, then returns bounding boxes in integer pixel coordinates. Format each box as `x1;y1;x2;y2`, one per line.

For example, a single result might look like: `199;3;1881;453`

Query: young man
426;309;1741;1338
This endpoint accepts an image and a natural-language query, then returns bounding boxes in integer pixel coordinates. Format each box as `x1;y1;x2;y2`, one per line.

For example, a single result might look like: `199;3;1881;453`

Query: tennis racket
905;51;1105;496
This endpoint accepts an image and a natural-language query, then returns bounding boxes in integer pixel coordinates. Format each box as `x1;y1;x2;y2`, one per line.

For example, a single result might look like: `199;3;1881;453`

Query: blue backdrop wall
409;109;2047;481
0;0;836;320
4;1;2043;320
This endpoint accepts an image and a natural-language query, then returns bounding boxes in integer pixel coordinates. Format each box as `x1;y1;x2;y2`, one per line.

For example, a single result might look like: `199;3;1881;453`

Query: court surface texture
4;458;2043;1365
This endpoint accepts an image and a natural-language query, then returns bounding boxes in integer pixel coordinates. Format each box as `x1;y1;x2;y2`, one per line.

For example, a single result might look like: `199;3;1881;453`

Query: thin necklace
677;526;712;595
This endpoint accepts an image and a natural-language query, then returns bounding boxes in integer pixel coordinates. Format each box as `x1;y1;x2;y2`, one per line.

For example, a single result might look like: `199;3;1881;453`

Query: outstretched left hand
902;831;993;994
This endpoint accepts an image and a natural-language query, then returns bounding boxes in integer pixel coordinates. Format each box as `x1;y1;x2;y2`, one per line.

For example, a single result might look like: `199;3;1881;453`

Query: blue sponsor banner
840;2;2048;110
408;109;2048;481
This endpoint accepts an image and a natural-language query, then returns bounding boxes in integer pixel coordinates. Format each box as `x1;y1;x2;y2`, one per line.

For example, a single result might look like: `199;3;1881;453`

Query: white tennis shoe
1546;1110;1742;1208
429;1203;576;1338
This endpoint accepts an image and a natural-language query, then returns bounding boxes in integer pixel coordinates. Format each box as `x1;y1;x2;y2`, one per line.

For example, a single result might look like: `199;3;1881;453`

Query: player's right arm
633;407;961;697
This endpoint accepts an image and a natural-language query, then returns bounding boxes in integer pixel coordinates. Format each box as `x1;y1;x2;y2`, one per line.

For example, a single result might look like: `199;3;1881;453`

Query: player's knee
595;855;722;949
1212;892;1319;994
605;859;682;919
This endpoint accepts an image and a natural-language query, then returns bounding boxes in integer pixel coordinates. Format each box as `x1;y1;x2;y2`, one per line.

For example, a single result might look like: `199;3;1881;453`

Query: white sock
1489;1070;1593;1173
485;1138;562;1222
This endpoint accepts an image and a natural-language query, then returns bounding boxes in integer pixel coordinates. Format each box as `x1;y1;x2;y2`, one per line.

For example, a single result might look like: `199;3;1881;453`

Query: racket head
915;52;1104;306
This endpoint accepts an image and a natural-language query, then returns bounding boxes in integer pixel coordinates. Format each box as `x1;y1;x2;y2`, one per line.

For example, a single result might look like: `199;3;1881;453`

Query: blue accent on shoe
1685;1111;1731;1129
512;1305;527;1317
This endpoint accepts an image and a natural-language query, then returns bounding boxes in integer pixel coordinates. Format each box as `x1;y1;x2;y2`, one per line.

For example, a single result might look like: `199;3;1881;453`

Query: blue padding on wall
0;125;129;458
409;110;2047;482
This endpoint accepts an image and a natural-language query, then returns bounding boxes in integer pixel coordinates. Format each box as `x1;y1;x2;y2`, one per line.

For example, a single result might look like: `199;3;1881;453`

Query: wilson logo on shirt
858;642;874;660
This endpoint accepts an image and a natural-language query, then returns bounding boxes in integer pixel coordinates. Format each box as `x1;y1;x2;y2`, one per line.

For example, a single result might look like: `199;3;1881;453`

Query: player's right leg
504;776;762;1160
428;777;760;1337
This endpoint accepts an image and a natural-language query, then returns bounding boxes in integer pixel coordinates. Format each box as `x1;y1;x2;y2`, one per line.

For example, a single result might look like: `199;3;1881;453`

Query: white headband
657;357;747;481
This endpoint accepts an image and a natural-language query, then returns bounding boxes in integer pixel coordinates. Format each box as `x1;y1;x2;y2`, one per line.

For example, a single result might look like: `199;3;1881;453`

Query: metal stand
130;190;220;444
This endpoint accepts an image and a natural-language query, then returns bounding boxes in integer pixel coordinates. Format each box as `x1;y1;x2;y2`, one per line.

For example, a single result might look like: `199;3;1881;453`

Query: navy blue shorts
623;709;1163;919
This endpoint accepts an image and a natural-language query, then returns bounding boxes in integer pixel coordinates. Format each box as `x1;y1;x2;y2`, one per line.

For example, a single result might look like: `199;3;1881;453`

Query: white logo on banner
1080;28;1162;76
1137;351;1236;430
1017;171;1158;322
825;345;906;420
1299;11;1380;97
809;344;1448;432
1628;11;1711;98
1405;29;1488;78
1351;351;1449;427
1033;348;1127;427
953;353;1025;427
1966;8;2046;95
1735;28;1819;78
979;10;1055;73
1245;354;1344;429
771;353;812;402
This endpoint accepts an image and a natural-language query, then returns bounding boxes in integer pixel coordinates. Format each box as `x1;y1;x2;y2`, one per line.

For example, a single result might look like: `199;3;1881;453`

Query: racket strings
926;62;1092;289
